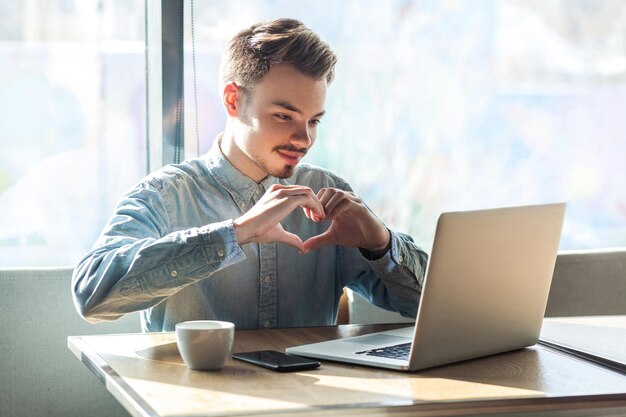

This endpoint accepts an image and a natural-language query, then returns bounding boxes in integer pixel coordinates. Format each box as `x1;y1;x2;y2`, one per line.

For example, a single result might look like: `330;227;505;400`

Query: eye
274;113;292;121
309;119;321;126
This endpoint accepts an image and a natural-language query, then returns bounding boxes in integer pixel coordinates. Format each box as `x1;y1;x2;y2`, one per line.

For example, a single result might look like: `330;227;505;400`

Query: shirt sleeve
71;182;246;323
349;230;428;317
320;171;428;318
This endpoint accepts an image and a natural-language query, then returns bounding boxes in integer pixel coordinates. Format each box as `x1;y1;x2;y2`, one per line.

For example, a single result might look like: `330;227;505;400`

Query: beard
254;158;297;179
251;144;307;179
272;165;297;179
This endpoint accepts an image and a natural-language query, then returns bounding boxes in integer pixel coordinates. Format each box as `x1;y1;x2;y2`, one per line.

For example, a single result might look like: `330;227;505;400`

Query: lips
276;150;304;166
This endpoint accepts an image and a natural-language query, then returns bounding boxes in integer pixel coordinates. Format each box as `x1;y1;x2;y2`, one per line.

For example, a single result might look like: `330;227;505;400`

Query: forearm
353;230;428;317
72;220;245;322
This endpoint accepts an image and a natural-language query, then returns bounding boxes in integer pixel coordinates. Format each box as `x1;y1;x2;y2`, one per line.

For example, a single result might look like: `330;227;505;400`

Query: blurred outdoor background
1;0;625;266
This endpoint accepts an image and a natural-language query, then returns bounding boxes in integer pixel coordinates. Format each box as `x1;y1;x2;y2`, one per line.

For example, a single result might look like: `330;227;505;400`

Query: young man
72;18;428;332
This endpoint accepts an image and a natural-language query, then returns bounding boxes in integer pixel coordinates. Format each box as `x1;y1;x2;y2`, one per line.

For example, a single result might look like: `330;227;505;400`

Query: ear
222;81;240;117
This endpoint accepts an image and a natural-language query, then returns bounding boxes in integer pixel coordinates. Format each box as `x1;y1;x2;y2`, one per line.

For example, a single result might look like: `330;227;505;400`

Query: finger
319;189;360;218
275;231;305;253
325;193;361;219
317;187;335;205
302;206;319;222
267;183;309;192
273;187;325;217
260;192;324;222
267;185;317;204
326;198;354;220
303;206;322;222
270;184;314;195
291;195;325;219
312;189;331;220
302;227;337;253
322;191;344;218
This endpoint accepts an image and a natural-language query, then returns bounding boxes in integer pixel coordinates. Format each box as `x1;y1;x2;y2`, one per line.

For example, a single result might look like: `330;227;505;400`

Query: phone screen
233;350;320;372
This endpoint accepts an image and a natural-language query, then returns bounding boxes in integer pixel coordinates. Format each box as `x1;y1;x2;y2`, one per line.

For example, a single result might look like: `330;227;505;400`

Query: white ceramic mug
175;320;235;371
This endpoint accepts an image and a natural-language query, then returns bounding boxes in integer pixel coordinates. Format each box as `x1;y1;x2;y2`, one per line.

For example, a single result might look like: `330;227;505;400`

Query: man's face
232;64;328;181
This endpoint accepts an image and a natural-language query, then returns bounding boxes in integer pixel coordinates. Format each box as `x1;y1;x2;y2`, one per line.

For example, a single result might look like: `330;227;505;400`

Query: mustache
272;145;308;155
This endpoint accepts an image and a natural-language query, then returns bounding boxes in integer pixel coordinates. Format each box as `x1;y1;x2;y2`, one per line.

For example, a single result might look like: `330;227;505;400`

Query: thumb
302;227;336;253
274;230;305;253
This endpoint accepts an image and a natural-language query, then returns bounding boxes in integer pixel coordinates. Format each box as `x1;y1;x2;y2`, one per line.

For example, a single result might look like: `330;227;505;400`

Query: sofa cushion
545;249;626;317
0;267;140;417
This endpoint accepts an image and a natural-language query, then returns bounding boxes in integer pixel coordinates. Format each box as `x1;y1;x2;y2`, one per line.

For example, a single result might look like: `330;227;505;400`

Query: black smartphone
233;350;321;372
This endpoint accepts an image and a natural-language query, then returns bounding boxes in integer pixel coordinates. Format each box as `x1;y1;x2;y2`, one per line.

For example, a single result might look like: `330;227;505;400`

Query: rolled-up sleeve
346;230;428;318
71;183;245;323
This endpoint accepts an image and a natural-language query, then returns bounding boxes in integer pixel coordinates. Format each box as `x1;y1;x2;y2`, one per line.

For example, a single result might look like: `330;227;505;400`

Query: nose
290;122;314;148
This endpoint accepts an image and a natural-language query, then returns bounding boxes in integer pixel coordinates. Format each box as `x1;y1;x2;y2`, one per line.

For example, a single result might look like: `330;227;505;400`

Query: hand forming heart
233;184;390;255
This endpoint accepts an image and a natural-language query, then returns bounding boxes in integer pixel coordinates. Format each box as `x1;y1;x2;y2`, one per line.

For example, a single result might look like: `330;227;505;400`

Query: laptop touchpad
340;334;408;346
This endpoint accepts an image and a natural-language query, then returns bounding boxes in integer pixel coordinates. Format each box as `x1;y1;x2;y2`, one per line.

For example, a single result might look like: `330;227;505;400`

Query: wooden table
68;318;626;417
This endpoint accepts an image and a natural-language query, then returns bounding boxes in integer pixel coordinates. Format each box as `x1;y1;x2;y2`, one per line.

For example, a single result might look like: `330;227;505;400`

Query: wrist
360;228;391;260
233;217;252;246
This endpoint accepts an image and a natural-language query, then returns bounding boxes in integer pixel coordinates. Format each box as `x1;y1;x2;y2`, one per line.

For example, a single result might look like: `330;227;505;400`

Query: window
184;0;626;251
0;1;145;266
2;1;624;268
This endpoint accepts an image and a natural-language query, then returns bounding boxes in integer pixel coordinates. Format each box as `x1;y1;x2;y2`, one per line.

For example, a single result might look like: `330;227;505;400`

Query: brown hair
220;18;337;90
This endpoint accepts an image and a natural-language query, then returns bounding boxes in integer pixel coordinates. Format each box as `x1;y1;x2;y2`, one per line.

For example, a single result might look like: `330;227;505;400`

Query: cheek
259;116;291;138
240;119;281;154
233;121;261;157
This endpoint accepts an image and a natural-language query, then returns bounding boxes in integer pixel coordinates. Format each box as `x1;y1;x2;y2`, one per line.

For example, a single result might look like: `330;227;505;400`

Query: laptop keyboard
355;342;411;361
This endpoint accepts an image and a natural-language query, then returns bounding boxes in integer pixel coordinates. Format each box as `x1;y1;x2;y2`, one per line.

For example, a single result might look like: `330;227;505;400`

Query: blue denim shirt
72;145;428;332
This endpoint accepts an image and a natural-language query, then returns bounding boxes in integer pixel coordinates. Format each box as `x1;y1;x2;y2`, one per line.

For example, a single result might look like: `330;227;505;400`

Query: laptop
286;202;566;371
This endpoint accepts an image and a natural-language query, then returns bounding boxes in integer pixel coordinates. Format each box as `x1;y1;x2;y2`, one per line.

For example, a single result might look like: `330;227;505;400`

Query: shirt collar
205;136;278;208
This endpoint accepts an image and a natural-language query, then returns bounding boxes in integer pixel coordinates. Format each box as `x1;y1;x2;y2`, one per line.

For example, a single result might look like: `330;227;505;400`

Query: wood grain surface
69;321;626;417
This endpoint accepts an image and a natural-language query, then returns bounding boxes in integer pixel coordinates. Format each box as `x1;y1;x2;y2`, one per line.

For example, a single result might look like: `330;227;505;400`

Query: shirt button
264;321;271;328
217;249;225;257
398;256;404;263
170;270;178;277
263;276;271;284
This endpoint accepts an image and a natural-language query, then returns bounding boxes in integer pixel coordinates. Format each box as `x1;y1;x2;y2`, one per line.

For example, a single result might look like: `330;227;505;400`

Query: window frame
145;0;185;171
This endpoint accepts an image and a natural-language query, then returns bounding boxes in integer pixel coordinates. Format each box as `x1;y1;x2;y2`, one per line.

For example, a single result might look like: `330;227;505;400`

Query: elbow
71;287;106;323
73;298;106;324
73;296;125;323
71;264;118;324
71;265;96;322
71;282;125;323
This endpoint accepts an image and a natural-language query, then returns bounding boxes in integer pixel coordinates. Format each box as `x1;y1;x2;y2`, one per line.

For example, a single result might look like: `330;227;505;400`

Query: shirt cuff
360;230;405;269
197;219;246;267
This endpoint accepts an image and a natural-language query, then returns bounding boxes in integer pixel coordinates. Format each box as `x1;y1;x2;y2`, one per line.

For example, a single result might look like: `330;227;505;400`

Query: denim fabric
72;146;428;332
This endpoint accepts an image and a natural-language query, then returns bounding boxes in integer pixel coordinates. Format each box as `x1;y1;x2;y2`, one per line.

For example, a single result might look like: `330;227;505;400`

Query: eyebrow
271;100;326;118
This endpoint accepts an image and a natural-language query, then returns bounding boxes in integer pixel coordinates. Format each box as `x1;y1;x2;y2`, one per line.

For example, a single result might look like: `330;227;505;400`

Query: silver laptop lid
408;202;566;370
